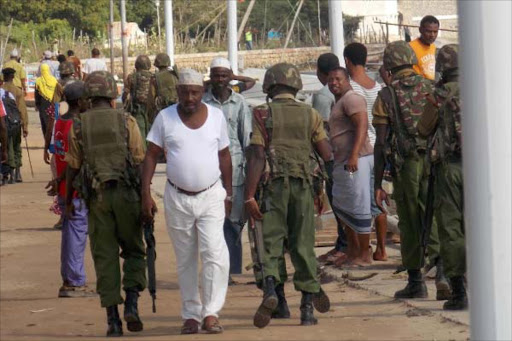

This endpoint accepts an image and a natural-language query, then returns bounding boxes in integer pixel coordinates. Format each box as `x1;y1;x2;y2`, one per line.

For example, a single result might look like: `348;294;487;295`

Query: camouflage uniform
124;55;153;141
66;71;146;336
251;63;330;328
150;53;179;116
373;41;443;298
418;45;467;310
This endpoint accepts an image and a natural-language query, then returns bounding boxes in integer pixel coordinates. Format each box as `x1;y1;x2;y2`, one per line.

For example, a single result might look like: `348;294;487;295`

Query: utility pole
227;0;238;74
458;1;511;340
317;0;322;45
156;0;162;52
328;0;345;65
164;0;175;66
109;0;115;74
284;0;304;49
120;0;128;81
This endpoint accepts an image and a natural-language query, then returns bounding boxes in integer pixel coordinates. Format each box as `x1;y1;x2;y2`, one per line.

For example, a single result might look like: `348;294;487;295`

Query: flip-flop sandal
181;319;200;335
201;317;223;334
313;288;330;313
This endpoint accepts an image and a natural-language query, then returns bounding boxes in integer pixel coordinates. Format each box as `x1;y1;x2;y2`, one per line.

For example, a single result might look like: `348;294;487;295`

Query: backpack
131;70;152;105
2;91;21;136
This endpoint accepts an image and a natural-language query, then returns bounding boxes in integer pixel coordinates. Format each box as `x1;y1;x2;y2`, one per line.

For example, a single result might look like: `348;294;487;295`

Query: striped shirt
350;80;382;146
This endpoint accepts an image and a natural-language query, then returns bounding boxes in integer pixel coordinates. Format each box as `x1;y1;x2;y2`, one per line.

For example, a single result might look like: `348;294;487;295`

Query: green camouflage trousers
7;126;22;168
262;177;319;293
434;159;466;278
392;154;440;270
131;105;149;143
88;184;146;307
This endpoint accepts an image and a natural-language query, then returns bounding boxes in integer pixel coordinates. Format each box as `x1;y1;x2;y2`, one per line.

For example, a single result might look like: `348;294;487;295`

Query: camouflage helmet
135;55;151;70
58;61;75;76
84;71;118;99
383;41;418;71
436;44;459;73
262;62;303;93
154;53;171;68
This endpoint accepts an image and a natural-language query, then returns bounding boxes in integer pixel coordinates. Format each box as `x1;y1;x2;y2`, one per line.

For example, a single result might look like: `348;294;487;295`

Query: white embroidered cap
210;57;231;70
10;49;18;57
178;68;204;86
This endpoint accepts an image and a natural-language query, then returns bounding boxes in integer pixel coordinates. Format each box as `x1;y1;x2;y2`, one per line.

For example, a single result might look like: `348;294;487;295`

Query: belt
167;179;218;196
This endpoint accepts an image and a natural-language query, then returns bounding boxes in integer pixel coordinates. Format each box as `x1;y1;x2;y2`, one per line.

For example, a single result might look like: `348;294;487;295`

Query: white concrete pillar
458;1;511;340
328;0;345;66
120;0;128;81
164;0;175;67
227;0;238;74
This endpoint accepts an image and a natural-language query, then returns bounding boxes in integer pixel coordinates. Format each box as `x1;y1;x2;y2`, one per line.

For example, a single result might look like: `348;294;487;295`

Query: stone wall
106;46;333;78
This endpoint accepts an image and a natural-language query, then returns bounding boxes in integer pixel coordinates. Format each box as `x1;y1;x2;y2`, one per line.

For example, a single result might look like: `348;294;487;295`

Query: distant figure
67;50;82;80
2;49;27;93
35;64;57;136
57;54;67;64
38;50;59;78
82;48;107;80
245;27;253;50
409;15;439;80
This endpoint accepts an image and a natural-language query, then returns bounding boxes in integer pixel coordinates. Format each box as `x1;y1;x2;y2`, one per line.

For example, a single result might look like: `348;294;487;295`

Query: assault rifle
421;134;437;268
143;220;157;313
245;182;269;289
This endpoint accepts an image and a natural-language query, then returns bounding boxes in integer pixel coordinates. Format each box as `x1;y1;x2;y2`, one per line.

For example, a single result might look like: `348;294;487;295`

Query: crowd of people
0;14;467;338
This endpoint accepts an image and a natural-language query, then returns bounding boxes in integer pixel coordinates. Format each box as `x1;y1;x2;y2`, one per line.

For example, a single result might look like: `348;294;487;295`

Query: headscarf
36;64;58;101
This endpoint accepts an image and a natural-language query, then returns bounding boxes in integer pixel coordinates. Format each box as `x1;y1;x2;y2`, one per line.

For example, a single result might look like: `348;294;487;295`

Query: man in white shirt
82;48;108;80
141;69;232;335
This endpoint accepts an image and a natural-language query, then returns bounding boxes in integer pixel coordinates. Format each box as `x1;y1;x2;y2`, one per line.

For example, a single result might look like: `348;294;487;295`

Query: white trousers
163;180;230;322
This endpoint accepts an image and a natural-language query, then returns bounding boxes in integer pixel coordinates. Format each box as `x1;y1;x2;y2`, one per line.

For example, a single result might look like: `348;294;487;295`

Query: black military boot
253;276;278;328
271;283;290;319
443;276;468;310
14;167;22;182
106;305;123;337
394;270;428;299
435;258;451;301
300;291;318;326
8;169;14;184
124;288;143;332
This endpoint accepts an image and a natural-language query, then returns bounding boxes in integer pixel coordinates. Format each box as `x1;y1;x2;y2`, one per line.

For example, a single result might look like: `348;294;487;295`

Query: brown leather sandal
181;319;200;335
201;316;223;334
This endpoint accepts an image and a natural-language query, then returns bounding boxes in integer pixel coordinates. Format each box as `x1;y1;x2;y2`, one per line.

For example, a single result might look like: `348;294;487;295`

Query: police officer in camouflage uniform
66;71;146;337
150;52;179;115
244;63;332;328
418;44;467;310
123;55;153;141
372;41;449;300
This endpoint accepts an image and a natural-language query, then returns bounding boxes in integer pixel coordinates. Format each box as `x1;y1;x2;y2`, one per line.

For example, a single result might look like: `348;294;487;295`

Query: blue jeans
325;160;347;252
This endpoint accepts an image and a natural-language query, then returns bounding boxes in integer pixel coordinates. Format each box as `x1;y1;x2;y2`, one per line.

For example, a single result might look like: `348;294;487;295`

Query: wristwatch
225;195;233;202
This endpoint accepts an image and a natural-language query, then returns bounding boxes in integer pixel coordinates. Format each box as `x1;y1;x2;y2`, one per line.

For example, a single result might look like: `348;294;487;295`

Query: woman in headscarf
35;63;57;137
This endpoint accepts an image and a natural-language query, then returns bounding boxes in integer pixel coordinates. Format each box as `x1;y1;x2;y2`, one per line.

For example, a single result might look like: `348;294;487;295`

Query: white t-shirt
350;79;382;146
82;58;107;74
147;103;230;192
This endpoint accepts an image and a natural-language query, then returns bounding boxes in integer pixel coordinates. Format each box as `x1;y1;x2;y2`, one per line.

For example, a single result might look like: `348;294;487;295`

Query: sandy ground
0;109;470;340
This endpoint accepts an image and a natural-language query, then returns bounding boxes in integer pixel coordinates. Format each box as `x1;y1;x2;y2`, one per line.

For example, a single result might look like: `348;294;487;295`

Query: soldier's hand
142;194;158;222
23;129;28;138
375;188;390;214
43;149;51;164
245;198;263;221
